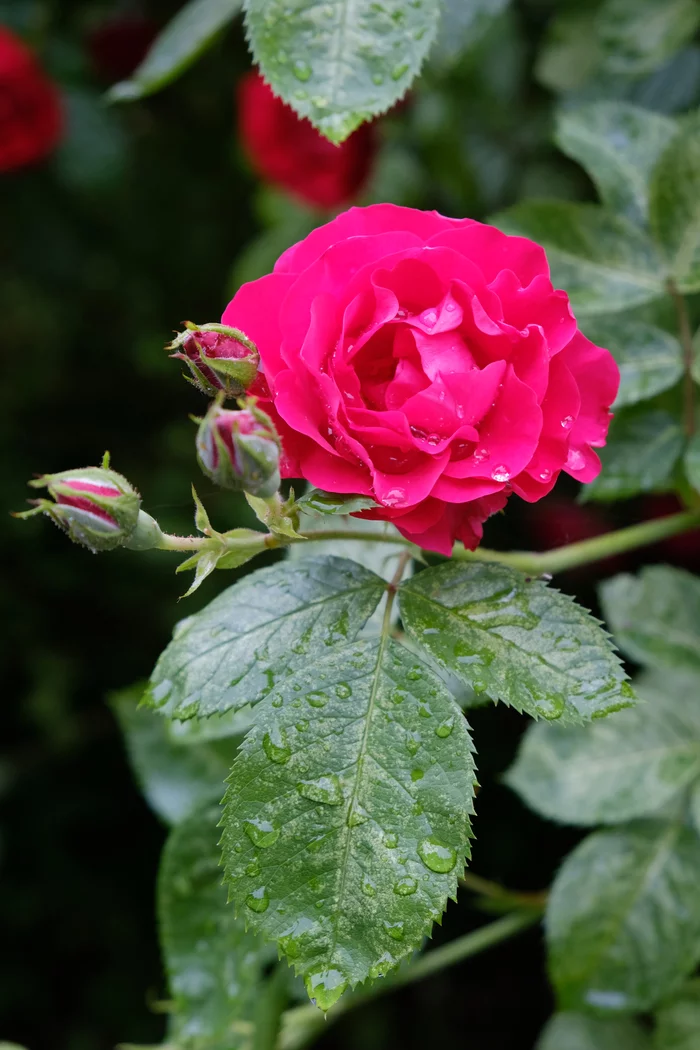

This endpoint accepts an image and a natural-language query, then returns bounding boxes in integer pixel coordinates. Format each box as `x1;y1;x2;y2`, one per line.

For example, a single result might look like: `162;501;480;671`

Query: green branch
156;508;700;575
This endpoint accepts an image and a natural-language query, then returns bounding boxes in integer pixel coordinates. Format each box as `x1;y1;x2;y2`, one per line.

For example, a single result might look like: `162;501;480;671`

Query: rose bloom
222;205;619;555
0;27;62;172
238;71;376;210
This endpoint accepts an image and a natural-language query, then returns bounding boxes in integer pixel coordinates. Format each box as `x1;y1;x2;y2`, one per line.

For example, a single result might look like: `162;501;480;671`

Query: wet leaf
399;562;632;724
547;822;700;1013
583;406;684;502
221;637;474;1009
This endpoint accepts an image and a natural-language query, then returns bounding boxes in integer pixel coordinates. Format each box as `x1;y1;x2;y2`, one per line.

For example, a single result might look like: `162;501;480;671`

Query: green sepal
245;491;304;539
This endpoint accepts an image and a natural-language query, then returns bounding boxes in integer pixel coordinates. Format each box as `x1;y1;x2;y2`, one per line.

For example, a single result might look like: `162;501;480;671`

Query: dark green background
2;1;700;1047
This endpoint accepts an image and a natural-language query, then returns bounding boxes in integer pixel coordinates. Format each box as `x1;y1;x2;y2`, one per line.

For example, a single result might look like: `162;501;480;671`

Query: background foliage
5;0;700;1048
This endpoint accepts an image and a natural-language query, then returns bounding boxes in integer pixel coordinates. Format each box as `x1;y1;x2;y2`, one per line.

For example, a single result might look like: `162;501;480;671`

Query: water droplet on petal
245;886;269;913
566;448;586;472
394;876;417;896
539;468;552;482
420;308;438;328
297;775;344;806
560;415;574;430
244;818;279;848
418;837;457;873
491;465;510;483
473;447;490;464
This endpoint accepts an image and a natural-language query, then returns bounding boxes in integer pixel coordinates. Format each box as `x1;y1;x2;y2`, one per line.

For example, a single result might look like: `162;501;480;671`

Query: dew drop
435;717;455;738
407;666;422;681
347;802;369;827
271;695;283;708
297;775;344;806
411;768;424;782
391;688;407;704
295;719;309;732
566;448;585;472
383;920;405;940
372;72;384;85
418;703;432;719
472;447;490;464
406;730;421;756
305;970;348;1012
243;818;280;848
245;859;261;877
420;308;438;328
369;952;396;979
382;488;406;507
391;62;409;81
418;837;457;874
384;831;399;849
361;874;377;897
491;465;510;483
306;690;329;708
245;887;269;913
276;48;288;64
334;682;352;699
539;468;552;482
394;876;417;896
263;727;291;764
560;415;574;430
293;60;312;82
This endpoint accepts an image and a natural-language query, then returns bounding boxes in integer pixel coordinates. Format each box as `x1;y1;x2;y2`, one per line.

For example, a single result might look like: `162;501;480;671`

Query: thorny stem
668;278;696;438
277;911;541;1050
156;508;700;575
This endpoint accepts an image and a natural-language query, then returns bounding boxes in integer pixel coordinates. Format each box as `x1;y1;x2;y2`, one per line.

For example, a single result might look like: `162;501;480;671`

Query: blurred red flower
0;26;62;172
87;15;159;83
237;70;376;209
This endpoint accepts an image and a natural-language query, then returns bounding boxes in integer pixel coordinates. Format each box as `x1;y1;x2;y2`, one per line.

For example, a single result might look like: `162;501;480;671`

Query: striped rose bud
168;322;260;399
196;402;281;498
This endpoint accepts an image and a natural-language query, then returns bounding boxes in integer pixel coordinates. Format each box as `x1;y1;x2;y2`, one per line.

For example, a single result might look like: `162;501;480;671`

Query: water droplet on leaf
297;775;344;805
245;887;269;913
418;837;457;873
243;818;279;848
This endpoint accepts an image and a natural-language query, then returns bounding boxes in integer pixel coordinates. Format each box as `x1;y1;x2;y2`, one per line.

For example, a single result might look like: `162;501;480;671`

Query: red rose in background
237;71;376;209
88;15;158;82
222;204;619;555
0;27;62;172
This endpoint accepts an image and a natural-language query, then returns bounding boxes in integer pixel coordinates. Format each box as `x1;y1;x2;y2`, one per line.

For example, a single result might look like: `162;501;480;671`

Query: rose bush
222;204;619;554
237;71;376;210
0;26;62;172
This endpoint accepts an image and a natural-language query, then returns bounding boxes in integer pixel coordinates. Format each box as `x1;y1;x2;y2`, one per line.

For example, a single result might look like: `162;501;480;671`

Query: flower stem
154;508;700;574
277;911;540;1050
668;279;696;437
459;870;548;909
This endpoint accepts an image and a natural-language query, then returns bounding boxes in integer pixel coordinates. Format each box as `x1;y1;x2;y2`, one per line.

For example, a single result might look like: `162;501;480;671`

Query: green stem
278;911;539;1050
669;279;696;437
459;871;548;909
154;508;700;575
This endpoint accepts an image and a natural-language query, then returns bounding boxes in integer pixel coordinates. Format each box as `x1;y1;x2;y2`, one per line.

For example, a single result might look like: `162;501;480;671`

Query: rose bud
168;322;260;399
196;402;281;498
17;464;141;552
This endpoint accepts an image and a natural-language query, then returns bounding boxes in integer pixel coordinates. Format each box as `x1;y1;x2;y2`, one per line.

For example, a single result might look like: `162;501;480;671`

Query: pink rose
221;204;619;555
